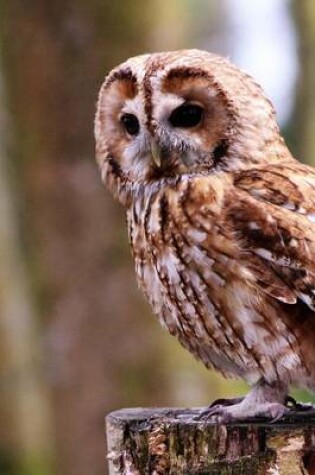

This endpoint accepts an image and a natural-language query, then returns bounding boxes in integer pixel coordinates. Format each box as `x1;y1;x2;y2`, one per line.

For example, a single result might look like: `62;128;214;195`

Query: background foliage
0;1;314;474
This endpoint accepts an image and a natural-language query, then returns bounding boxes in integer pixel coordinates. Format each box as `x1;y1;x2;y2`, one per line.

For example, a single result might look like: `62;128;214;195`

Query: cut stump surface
106;407;315;474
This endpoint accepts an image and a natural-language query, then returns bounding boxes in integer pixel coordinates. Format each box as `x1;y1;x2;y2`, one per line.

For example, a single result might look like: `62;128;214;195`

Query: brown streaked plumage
95;50;315;421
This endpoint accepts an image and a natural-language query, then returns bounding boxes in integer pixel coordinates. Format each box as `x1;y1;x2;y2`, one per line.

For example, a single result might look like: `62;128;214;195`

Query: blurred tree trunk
291;0;315;166
0;2;170;475
0;54;51;474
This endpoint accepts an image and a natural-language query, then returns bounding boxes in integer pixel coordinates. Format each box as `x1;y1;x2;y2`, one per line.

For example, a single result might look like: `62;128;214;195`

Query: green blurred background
0;1;315;474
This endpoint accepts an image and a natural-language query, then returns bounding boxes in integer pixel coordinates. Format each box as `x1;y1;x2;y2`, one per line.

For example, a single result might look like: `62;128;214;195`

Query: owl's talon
196;405;231;423
267;403;289;423
195;405;221;421
211;410;234;424
196;397;245;421
209;397;244;408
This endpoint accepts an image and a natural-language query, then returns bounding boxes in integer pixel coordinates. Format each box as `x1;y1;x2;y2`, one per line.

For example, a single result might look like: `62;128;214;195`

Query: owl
95;50;315;421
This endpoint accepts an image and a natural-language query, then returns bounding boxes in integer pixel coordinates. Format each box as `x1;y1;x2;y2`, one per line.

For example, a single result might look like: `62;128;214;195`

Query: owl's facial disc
96;63;232;186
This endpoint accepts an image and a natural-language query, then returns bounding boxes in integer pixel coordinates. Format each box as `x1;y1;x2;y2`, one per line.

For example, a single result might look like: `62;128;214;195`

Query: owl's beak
151;141;162;168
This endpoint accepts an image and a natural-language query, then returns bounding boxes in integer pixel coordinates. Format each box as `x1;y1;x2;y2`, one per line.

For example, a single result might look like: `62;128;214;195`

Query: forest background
0;1;314;474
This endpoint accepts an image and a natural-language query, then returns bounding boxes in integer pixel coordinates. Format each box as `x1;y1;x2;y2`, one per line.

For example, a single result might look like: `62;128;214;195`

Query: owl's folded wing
227;162;315;310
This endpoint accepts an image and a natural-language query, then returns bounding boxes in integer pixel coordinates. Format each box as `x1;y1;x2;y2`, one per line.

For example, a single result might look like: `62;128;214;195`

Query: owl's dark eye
169;103;203;128
121;113;140;136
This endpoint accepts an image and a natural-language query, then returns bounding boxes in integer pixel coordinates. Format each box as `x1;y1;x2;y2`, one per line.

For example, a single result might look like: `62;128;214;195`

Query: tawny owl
94;50;315;421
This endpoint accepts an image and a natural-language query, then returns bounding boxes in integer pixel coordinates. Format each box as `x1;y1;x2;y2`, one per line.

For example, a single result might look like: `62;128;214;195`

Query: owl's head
95;50;288;206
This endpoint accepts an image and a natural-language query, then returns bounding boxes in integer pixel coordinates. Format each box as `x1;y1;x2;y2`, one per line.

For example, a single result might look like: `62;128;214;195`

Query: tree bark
106;408;315;474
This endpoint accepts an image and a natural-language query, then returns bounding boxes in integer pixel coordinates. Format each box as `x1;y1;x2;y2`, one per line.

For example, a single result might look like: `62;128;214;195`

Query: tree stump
106;407;315;474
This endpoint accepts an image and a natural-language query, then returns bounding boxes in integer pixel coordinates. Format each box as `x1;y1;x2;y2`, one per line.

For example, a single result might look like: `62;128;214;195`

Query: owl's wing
227;161;315;310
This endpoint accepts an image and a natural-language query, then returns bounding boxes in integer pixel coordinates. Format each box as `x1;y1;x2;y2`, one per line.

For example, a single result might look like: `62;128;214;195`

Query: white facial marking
153;92;184;124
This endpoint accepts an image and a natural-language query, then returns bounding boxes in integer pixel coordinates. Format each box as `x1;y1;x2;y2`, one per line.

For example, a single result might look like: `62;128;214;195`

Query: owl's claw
209;397;244;408
196;380;299;423
196;397;244;420
196;392;314;423
197;401;289;423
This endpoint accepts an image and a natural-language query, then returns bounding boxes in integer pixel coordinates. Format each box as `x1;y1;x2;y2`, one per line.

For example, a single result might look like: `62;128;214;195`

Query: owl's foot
197;379;291;423
199;400;288;423
198;393;313;423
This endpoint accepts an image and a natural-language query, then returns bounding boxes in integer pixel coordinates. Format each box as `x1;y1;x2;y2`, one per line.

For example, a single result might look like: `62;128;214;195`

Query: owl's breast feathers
127;163;315;387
